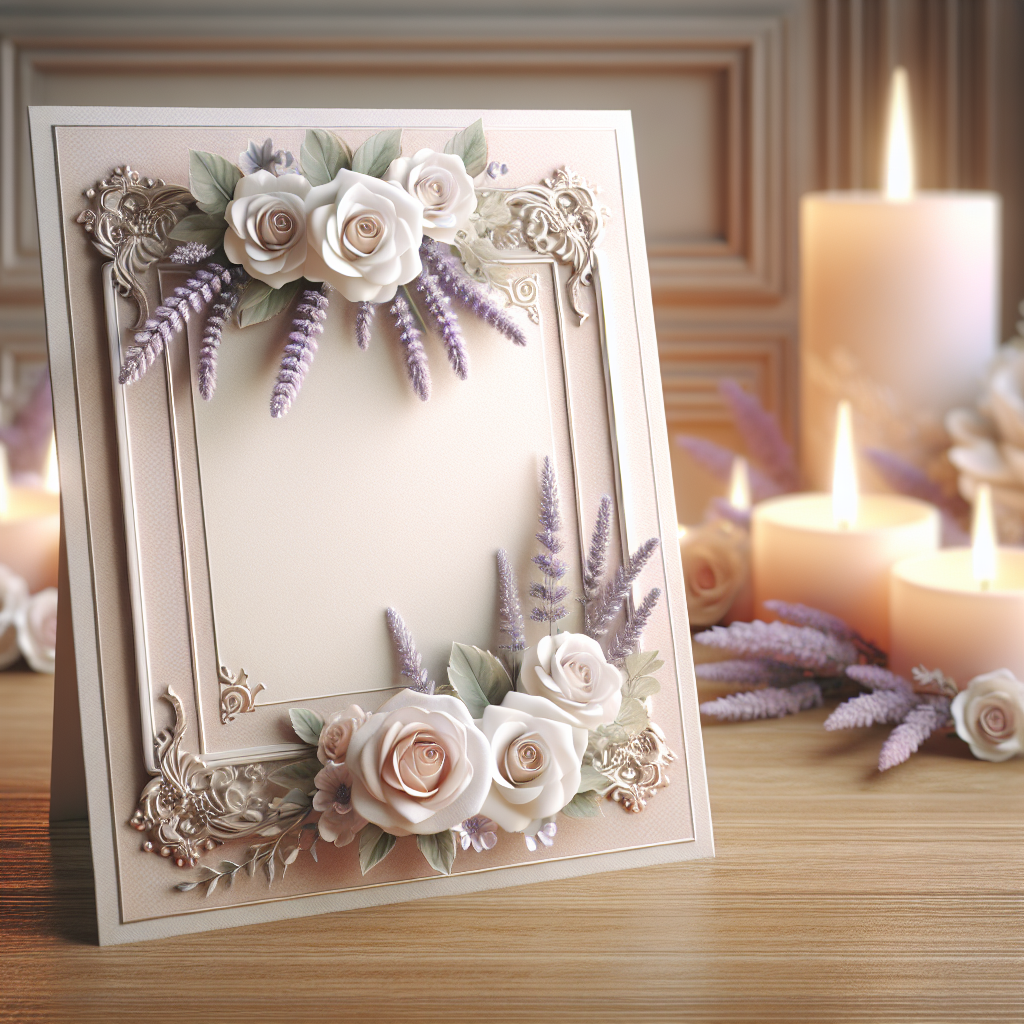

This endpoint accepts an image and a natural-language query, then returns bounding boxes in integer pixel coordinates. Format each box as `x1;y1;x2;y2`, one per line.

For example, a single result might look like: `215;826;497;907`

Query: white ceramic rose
345;689;491;836
312;761;368;848
303;169;424;303
518;633;623;729
384;149;476;244
478;692;586;833
223;169;312;289
317;704;368;765
951;669;1024;762
15;587;58;674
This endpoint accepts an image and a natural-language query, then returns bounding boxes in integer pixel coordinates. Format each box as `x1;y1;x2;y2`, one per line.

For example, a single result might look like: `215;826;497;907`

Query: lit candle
800;67;1000;489
890;483;1024;684
0;438;60;592
752;403;940;647
728;455;751;512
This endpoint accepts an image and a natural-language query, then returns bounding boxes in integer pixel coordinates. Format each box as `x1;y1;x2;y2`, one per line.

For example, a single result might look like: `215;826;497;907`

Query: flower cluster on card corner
118;120;532;416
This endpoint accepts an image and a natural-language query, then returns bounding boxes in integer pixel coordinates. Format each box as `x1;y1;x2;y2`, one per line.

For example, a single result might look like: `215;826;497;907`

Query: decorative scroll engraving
130;689;303;868
593;723;676;813
219;666;266;724
77;166;192;329
498;274;541;323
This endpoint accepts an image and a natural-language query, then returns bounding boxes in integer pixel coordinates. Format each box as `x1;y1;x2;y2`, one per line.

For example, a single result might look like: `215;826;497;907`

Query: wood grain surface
2;670;1021;1023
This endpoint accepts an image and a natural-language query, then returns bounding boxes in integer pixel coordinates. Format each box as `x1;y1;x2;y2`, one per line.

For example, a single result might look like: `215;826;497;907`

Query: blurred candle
729;456;751;512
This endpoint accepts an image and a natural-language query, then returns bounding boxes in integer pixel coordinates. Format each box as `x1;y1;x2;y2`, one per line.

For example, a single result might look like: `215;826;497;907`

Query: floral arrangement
0;564;57;674
117;121;528;416
173;459;673;893
696;601;1024;770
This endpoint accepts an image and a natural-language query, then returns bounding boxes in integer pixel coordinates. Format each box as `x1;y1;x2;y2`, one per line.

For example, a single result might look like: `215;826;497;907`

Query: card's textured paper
31;108;712;944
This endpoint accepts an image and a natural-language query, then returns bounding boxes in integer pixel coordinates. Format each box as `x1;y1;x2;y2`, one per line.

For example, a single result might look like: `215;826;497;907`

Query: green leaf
189;149;242;216
561;790;602;818
416;830;457;875
596;722;628;745
238;278;303;328
577;763;611;794
621;675;660;700
167;212;227;246
176;880;199;892
623;650;662;682
359;824;397;875
288;707;325;746
351;129;403;178
615;697;650;738
447;643;513;718
300;128;352;186
270;758;323;788
279;788;312;810
443;119;488;177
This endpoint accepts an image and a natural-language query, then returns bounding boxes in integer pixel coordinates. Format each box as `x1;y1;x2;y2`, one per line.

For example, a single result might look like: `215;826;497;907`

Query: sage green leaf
265;854;275;885
288;707;325;746
623;650;662;682
561;790;602;818
577;763;611;794
176;880;199;892
167;212;227;246
443;119;488;177
416;830;457;875
279;787;312;810
218;860;240;874
238;278;303;328
300;128;351;186
351;129;403;178
596;722;628;745
615;696;650;737
621;675;660;700
270;758;322;788
189;149;242;216
309;837;319;863
359;824;397;875
447;643;513;718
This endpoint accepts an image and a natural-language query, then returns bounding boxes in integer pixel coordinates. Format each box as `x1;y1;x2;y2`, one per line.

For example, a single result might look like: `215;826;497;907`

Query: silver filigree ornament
130;689;301;868
592;723;676;813
219;665;266;724
77;166;193;329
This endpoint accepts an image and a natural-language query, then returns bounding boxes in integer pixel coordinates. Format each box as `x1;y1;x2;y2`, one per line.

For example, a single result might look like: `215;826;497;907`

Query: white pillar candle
752;493;939;648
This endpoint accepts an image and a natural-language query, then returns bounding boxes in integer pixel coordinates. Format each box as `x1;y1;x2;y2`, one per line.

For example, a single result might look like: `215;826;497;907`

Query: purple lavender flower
878;699;950;771
675;435;786;502
197;278;243;401
354;301;375;351
530;457;570;625
694;620;858;674
170;242;214;266
415;272;468;379
699;681;823;721
420;239;526;347
582;495;613;610
607;587;661;663
456;816;498;852
765;601;856;640
695;659;807;687
270;285;329;418
719;379;799;492
587;537;660;639
390;291;431;401
824;689;920;730
385;607;433;694
524;820;557;852
496;549;526;655
845;665;913;693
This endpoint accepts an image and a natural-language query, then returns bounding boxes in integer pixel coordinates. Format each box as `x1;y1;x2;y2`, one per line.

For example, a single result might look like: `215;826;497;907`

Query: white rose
384;149;476;244
16;587;58;674
317;704;368;765
519;633;623;729
679;522;750;627
223;169;312;288
345;689;490;836
0;565;28;669
951;669;1024;762
478;692;586;833
303;169;423;303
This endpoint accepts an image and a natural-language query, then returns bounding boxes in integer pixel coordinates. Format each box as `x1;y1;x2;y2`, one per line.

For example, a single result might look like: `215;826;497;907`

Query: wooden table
2;670;1021;1022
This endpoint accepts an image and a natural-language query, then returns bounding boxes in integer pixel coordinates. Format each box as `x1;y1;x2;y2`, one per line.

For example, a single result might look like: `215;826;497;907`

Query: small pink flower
313;762;367;847
316;704;368;765
455;816;498;853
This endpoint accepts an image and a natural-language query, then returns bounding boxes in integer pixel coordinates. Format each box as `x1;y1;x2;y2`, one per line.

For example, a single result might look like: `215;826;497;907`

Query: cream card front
31;107;712;945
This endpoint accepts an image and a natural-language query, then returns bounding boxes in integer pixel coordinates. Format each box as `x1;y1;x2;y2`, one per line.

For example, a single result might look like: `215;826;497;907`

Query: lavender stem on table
878;699;950;771
694;620;858;675
699;681;823;722
270;284;329;419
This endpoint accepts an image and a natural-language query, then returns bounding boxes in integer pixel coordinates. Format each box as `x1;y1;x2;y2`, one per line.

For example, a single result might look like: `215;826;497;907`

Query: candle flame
44;433;59;495
832;401;858;529
728;456;751;511
972;483;997;590
677;523;688;541
884;66;915;201
0;444;8;522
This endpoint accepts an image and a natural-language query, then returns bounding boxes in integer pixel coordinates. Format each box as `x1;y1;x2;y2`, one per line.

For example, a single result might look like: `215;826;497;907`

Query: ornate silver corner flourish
219;666;266;724
77;166;193;329
593;723;676;813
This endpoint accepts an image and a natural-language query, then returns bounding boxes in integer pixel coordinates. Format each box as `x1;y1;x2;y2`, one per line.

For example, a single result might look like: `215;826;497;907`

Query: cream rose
15;587;58;674
345;689;490;836
951;669;1024;762
680;522;750;627
317;704;368;765
384;149;476;244
303;169;423;303
478;692;586;833
518;633;623;729
312;761;368;847
223;169;312;288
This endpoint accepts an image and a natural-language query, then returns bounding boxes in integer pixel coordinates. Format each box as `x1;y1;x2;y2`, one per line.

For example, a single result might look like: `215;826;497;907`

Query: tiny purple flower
524;819;557;852
456;816;498;853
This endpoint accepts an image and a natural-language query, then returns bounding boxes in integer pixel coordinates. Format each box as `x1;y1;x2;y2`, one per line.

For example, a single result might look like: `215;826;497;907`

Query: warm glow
44;434;59;494
884;66;915;201
677;523;688;541
729;455;751;511
832;401;858;529
972;483;997;589
0;445;8;521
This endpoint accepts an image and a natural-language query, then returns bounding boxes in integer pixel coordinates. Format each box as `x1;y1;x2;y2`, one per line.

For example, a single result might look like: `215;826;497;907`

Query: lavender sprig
582;495;613;613
719;379;799;492
675;435;786;502
385;607;433;694
530;457;569;626
694;621;858;675
197;278;243;401
878;699;950;771
420;239;526;347
119;263;236;385
699;681;823;722
587;537;660;638
354;301;375;351
496;549;526;653
695;659;808;687
824;689;921;730
270;285;329;419
415;272;468;379
845;665;914;693
391;291;431;401
170;242;214;265
767;601;886;666
607;587;661;663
